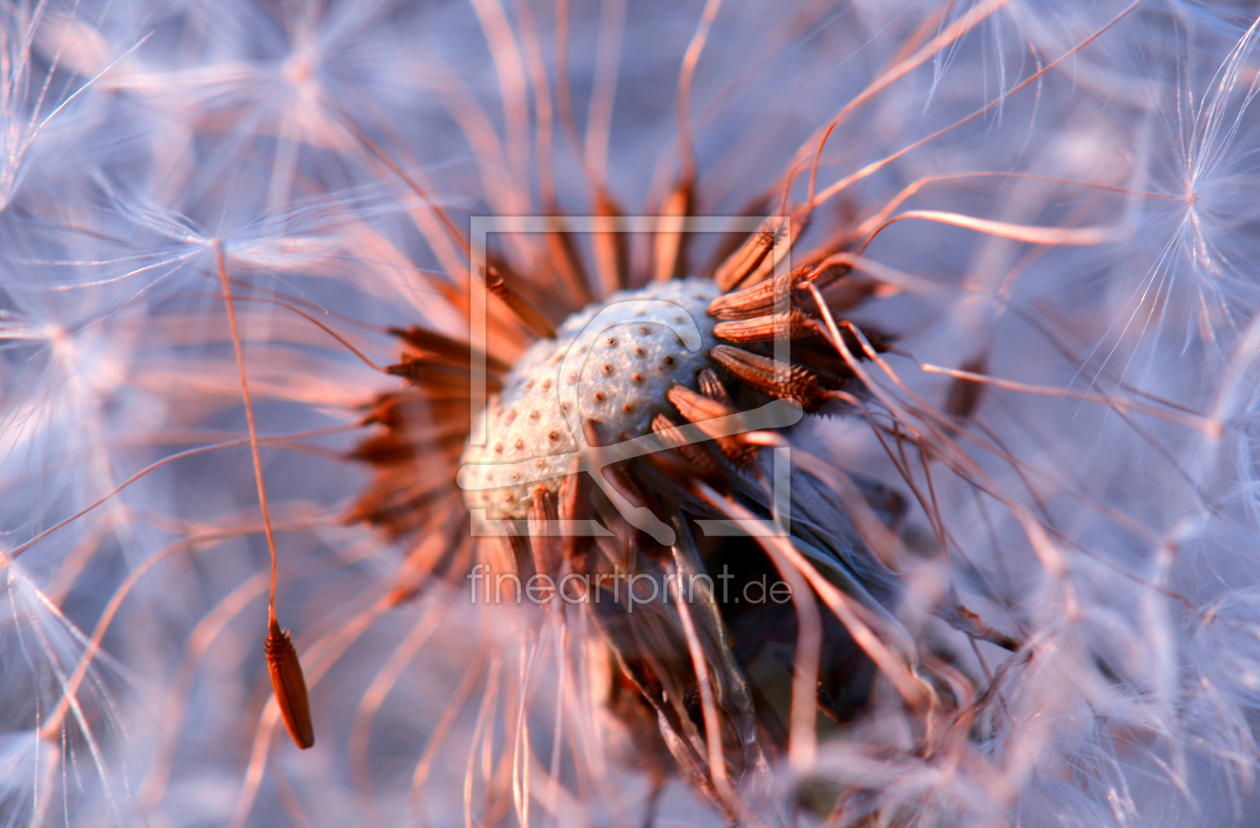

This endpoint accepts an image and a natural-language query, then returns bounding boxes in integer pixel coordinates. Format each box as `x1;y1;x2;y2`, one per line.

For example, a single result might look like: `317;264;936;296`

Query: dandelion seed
8;1;1260;826
263;619;315;750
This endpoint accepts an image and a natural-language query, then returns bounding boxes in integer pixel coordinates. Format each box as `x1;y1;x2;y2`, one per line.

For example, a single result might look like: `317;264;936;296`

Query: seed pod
265;619;315;750
527;487;562;579
386;356;505;396
666;385;758;466
695;368;733;407
709;345;829;411
713;216;790;291
388;327;513;375
707;266;813;320
487;264;559;340
652;179;694;282
592;189;630;295
651;412;721;477
712;310;818;344
542;214;594;307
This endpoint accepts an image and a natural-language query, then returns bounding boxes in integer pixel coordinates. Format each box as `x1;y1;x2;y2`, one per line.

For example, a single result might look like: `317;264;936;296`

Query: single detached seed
265;620;315;750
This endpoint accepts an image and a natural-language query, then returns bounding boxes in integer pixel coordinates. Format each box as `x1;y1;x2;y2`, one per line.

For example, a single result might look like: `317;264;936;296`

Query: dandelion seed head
462;278;719;518
8;0;1260;824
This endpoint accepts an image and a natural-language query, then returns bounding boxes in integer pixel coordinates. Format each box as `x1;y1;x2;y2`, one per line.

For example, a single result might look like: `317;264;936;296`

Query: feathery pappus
3;1;1260;826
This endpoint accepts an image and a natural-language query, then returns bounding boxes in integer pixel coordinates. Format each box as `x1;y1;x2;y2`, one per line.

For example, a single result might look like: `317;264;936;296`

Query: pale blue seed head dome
461;278;720;519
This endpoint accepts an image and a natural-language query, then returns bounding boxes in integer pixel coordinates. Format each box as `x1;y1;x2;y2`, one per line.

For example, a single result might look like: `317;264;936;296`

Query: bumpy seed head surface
461;278;722;519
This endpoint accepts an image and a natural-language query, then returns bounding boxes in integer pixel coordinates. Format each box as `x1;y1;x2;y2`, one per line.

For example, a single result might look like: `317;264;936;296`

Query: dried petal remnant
265;619;315;749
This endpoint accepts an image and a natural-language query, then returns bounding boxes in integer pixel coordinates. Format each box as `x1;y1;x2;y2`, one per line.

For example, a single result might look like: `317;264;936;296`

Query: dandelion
5;0;1260;826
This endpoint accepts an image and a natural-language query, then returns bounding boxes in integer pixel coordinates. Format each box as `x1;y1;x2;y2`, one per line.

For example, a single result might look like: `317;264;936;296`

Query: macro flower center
460;278;722;520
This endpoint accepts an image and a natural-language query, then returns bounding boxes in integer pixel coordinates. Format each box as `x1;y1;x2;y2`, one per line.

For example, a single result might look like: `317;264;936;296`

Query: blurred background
3;0;1260;825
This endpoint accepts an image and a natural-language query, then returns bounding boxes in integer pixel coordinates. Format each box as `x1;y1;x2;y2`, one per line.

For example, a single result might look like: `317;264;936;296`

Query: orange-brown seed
265;619;315;749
